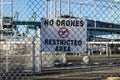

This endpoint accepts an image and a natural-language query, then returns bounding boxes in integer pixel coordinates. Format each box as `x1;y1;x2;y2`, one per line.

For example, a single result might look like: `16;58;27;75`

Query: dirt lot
0;54;120;80
33;54;120;80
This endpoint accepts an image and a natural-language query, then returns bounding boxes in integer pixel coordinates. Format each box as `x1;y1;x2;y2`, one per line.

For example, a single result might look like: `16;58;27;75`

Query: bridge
12;20;120;33
13;21;41;26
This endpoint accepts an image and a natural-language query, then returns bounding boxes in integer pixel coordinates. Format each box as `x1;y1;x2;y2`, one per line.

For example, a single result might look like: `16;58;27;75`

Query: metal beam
13;21;41;26
87;41;120;44
88;27;120;33
0;2;12;4
13;21;120;32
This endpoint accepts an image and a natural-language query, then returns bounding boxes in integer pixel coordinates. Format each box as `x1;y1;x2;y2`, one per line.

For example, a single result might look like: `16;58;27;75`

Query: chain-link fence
0;0;120;80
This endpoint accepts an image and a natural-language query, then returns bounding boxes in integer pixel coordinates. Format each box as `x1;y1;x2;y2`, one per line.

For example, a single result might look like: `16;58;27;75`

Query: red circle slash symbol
58;27;69;38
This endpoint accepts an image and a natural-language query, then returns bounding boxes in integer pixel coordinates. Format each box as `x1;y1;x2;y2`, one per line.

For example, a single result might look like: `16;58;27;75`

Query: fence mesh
0;0;120;80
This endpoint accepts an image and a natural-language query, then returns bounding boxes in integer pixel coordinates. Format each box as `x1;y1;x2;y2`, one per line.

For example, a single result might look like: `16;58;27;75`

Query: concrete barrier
42;52;64;67
42;52;54;67
106;77;120;80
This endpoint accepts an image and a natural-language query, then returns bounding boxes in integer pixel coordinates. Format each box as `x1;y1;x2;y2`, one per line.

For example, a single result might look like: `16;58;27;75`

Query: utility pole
68;0;70;15
0;0;3;40
110;0;120;40
47;0;62;18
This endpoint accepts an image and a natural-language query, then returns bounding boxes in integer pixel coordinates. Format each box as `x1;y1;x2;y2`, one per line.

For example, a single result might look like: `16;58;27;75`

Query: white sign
40;18;87;53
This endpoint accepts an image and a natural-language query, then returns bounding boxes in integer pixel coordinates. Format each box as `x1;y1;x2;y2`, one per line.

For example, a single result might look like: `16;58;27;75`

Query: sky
1;0;120;36
10;0;46;36
46;0;120;24
2;0;120;22
3;0;117;22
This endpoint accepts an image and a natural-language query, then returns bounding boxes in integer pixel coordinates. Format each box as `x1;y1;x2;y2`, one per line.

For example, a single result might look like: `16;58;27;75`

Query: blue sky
2;0;120;22
13;0;46;21
46;0;120;24
2;0;120;36
12;0;46;36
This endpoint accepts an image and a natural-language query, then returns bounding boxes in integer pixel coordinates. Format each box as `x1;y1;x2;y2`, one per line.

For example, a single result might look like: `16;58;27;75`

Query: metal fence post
106;43;109;56
62;52;66;63
32;36;42;74
5;51;8;73
32;37;35;74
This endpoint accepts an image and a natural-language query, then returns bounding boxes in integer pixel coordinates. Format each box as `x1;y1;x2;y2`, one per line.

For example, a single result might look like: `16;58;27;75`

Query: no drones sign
58;27;69;38
41;18;87;53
